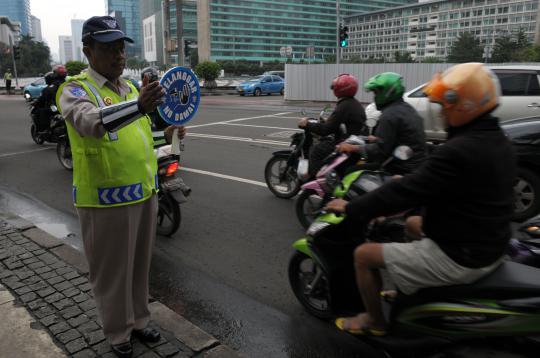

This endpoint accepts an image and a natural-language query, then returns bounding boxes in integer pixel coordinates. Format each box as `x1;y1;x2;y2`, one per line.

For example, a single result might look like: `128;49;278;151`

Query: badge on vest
158;67;201;126
103;96;113;106
70;87;87;98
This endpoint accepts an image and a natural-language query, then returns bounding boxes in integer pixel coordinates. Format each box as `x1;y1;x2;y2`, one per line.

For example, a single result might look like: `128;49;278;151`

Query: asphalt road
0;94;531;358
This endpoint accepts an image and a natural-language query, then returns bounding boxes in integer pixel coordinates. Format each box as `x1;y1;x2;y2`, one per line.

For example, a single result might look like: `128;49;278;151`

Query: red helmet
331;74;359;98
52;65;67;80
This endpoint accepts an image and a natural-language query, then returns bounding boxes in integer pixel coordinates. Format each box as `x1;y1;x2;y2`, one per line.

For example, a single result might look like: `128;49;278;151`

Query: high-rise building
31;16;42;42
106;0;142;58
196;0;416;62
0;0;31;36
59;36;74;64
0;17;21;46
71;19;85;62
344;0;540;62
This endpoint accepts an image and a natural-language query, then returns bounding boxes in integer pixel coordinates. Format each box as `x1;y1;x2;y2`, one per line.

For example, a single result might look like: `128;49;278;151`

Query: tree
65;61;87;76
194;61;222;89
447;32;483;63
126;57;148;70
189;50;199;68
394;51;415;63
422;56;443;63
491;29;531;63
1;34;52;76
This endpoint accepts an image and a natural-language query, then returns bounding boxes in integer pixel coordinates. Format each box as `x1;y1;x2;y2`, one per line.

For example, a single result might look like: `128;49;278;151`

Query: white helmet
365;103;381;125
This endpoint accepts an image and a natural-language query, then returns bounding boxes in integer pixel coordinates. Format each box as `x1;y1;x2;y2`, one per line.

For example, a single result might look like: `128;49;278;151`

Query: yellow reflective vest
57;72;158;208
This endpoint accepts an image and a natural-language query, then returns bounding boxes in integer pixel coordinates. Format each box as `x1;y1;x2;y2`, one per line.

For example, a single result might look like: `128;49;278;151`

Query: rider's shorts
382;238;503;295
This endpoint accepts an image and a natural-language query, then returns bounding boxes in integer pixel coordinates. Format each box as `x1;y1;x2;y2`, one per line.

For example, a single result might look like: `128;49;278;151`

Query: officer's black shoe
132;327;161;343
111;342;133;358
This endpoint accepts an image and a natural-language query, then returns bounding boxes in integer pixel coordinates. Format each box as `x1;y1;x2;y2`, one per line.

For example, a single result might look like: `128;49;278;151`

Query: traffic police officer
57;16;185;357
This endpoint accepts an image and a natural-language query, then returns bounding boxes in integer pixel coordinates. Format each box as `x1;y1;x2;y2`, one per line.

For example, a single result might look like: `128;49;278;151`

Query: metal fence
284;63;540;102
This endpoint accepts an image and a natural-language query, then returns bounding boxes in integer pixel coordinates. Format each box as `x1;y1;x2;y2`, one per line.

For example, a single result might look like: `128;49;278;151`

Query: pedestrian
57;16;186;358
4;68;12;95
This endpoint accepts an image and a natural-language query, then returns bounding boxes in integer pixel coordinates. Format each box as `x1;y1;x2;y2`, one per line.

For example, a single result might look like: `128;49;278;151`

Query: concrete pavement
0;213;239;358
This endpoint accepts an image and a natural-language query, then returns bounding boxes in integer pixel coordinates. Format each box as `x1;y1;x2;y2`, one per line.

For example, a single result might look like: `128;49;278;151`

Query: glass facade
0;0;31;36
106;0;143;57
203;0;416;62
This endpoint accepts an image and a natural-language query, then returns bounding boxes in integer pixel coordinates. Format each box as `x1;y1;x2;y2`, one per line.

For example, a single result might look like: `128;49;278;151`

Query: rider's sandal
380;290;397;303
335;317;388;336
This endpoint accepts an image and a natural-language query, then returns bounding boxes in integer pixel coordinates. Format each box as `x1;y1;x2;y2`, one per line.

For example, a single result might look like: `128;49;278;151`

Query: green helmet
364;72;405;110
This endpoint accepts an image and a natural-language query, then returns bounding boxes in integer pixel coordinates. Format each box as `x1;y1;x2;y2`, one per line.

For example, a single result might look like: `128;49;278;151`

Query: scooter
264;105;333;199
289;147;540;357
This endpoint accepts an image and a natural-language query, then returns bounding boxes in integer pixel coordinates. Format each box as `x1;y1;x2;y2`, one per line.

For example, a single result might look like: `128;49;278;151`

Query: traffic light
184;40;192;58
13;46;20;60
339;26;349;48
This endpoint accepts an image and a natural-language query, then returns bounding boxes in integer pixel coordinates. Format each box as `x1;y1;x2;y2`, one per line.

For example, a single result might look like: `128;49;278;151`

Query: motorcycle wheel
288;251;333;319
56;140;73;171
157;193;181;236
513;167;540;222
296;189;325;229
264;156;300;199
30;124;45;145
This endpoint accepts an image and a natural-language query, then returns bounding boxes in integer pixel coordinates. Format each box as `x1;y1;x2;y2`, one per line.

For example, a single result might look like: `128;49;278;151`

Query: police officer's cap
82;16;133;44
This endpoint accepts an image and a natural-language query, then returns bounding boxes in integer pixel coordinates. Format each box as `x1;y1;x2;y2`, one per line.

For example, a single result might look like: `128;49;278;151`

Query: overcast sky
31;0;106;62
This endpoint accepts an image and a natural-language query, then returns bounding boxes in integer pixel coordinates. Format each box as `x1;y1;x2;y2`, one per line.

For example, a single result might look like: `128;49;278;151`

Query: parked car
23;78;47;101
236;75;284;96
400;65;540;141
501;116;540;222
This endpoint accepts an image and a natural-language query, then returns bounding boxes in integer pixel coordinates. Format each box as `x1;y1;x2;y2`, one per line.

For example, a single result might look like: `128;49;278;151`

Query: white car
402;65;540;141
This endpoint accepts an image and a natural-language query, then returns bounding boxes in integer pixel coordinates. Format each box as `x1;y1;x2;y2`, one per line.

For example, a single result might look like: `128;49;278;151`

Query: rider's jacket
57;71;157;208
346;115;516;268
305;97;367;142
364;99;426;175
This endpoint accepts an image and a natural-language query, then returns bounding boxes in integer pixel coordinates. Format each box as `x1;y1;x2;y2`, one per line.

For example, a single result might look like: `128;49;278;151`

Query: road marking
186;112;294;129
222;123;301;131
180;167;267;187
270;115;303;119
187;133;290;146
0;147;53;158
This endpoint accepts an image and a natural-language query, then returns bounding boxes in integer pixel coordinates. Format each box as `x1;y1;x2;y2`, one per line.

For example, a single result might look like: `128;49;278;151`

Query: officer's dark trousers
77;195;158;345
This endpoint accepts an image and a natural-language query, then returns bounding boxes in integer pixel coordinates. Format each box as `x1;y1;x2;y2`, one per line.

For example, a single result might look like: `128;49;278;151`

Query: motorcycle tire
288;251;333;319
157;193;181;236
30;124;45;145
264;156;300;199
513;167;540;222
56;140;73;171
296;189;325;229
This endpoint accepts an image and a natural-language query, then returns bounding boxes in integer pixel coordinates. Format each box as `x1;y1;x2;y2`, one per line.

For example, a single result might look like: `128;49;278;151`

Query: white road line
186;112;294;129
222;123;301;131
187;132;290;146
0;147;53;158
270;115;303;119
180;167;267;187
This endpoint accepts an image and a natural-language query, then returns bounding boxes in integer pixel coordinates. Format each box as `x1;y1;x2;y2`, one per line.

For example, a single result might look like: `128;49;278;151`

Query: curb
0;213;240;357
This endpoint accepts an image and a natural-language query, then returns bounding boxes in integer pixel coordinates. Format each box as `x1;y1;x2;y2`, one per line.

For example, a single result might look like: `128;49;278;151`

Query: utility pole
8;36;19;89
336;0;340;65
176;0;184;66
163;0;170;66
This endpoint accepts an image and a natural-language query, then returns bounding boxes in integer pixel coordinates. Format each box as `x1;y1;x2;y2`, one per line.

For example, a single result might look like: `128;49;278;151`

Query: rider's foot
335;312;387;335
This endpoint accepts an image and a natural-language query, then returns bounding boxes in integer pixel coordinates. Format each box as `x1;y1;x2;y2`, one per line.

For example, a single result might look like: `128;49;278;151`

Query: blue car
23;78;47;101
236;75;284;96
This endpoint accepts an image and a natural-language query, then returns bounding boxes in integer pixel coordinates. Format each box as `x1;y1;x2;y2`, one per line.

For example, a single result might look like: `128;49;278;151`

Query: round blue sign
158;66;201;125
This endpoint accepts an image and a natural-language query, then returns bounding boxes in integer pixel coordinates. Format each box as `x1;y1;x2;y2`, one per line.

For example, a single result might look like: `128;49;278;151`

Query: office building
0;17;21;46
31;16;42;42
59;36;74;64
106;0;142;58
0;0;31;36
196;0;416;62
71;19;85;62
343;0;540;62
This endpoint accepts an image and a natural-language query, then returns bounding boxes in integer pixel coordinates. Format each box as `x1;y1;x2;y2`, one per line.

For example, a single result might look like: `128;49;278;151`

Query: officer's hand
298;118;309;128
324;199;348;214
367;135;378;143
165;125;187;144
138;73;165;114
336;143;360;154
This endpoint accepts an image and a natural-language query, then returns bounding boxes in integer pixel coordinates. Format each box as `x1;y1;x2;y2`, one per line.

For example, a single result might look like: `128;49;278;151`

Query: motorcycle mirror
50;105;58;112
393;145;413;161
366;118;377;128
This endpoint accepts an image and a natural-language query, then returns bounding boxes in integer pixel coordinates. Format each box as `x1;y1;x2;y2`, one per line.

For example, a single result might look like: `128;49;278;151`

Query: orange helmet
423;63;500;127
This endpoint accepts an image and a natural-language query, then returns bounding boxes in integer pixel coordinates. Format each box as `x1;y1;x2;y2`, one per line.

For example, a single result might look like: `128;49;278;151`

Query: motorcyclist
325;63;516;336
337;72;426;175
34;65;67;132
298;73;367;178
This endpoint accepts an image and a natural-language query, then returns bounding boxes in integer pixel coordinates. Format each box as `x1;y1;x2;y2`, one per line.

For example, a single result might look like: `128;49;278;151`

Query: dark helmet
52;65;67;82
141;66;159;83
44;72;54;85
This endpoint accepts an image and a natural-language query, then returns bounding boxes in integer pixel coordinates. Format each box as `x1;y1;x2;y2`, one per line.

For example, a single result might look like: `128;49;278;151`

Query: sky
30;0;107;62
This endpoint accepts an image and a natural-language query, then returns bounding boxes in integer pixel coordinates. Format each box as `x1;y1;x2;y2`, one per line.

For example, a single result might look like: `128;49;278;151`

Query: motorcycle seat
417;261;540;299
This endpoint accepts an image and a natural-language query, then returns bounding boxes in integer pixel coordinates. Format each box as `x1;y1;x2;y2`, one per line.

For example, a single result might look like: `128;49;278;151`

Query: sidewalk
0;213;239;358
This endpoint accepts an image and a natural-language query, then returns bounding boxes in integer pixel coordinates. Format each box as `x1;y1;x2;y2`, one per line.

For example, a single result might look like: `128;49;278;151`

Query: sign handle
171;128;180;155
